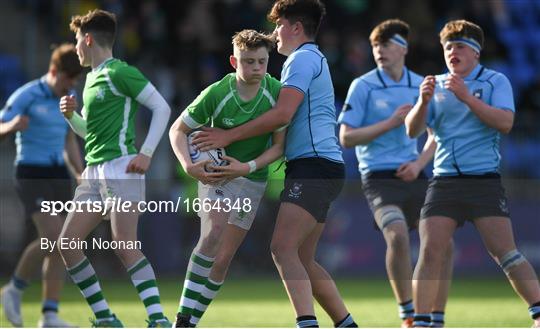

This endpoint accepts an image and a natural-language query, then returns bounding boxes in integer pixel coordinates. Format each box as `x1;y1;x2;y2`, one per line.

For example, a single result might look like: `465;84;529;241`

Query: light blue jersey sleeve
281;50;319;94
0;84;33;122
280;44;343;162
490;73;515;112
338;78;368;128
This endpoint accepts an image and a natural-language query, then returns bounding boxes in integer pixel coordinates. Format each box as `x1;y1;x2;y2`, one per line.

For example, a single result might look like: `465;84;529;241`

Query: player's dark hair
267;0;326;39
49;43;83;78
70;9;116;48
369;19;409;45
439;20;484;49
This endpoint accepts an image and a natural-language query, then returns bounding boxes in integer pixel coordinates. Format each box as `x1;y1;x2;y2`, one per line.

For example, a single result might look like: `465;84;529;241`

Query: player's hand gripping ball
188;131;228;172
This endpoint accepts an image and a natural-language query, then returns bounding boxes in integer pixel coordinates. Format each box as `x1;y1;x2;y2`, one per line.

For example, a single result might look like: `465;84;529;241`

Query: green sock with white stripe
127;257;166;321
178;252;214;316
67;257;114;321
190;278;223;325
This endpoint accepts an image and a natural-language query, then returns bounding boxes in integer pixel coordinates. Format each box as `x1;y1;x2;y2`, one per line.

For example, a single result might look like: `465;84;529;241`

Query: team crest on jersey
222;118;234;127
215;189;224;196
473;89;483;99
288;182;303;199
96;87;105;101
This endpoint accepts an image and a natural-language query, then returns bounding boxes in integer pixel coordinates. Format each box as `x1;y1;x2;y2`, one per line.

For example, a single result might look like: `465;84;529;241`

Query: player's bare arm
445;74;514;134
0;115;29;139
63;130;84;182
405;75;435;138
340;103;413;148
395;128;436;182
210;128;286;180
193;87;302;151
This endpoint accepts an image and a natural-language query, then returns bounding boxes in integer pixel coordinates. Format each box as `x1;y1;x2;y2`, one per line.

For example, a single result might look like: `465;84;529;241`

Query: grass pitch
0;277;533;327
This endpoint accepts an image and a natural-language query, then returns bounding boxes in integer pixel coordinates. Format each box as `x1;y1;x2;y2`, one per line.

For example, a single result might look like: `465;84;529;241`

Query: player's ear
85;33;92;47
293;21;302;36
50;66;57;77
229;55;237;70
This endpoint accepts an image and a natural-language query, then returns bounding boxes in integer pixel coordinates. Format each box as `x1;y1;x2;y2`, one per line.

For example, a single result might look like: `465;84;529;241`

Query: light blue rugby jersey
0;76;71;166
281;42;343;162
427;64;515;176
339;67;423;175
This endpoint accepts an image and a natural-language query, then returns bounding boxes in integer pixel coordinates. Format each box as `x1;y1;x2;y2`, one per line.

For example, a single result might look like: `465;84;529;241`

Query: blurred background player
338;19;452;328
191;0;358;327
0;43;83;328
405;19;540;328
169;29;285;327
57;9;172;327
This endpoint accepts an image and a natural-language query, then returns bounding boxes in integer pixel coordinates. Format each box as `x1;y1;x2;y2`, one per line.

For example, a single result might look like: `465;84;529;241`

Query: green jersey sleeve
181;84;219;128
110;65;150;99
267;75;282;99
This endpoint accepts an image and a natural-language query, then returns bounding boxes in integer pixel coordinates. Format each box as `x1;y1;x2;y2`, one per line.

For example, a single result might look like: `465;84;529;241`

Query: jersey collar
463;63;483;80
93;57;115;72
377;67;411;87
294;41;318;52
39;75;55;98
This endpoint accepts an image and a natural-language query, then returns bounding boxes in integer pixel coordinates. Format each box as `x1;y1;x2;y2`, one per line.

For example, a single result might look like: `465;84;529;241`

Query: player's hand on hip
59;95;78;119
9;115;29;131
192;127;231;151
389;104;413;127
126;154;151;174
187;160;225;185
208;155;248;180
395;161;421;182
420;75;436;104
445;74;469;102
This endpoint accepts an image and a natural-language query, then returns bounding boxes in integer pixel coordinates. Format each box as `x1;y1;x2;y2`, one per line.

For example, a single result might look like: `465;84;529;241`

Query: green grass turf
0;277;534;327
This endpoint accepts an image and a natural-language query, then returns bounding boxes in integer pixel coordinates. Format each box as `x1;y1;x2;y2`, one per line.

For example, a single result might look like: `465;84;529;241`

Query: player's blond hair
439;20;484;48
70;9;116;48
49;43;83;78
232;30;275;52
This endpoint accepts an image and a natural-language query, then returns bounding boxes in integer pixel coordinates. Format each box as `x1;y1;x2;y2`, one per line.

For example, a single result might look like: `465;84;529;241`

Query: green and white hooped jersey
82;58;151;165
180;73;282;181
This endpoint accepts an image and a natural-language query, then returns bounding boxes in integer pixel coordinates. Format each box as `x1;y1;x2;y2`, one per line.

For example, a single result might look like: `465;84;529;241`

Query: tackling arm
228;87;301;142
250;129;286;171
194;87;302;150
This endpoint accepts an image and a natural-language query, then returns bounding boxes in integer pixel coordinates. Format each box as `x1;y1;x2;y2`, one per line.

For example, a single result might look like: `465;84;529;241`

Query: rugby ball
188;131;228;172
